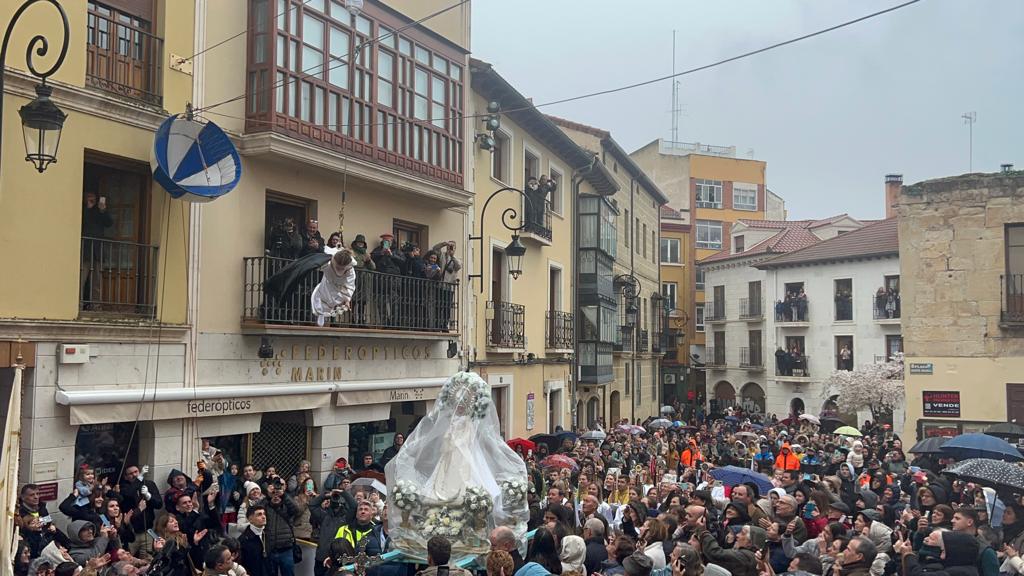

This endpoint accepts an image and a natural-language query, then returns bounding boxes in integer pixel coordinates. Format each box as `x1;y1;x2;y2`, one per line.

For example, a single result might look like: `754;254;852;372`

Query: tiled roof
661;205;683;218
699;215;852;265
756;218;899;269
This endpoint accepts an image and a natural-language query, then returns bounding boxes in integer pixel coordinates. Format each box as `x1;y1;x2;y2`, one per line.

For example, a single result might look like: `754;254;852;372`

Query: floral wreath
422;505;466;539
437;371;491;420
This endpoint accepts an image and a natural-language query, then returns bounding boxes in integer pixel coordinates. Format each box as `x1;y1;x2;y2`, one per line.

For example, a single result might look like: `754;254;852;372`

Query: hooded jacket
66;519;110;565
867;520;894;576
903;531;980;576
680;439;704;468
775;443;801;471
857;489;880;511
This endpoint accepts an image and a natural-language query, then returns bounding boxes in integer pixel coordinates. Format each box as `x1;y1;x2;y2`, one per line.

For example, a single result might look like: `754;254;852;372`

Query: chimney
885;174;903;219
1002;163;1014;173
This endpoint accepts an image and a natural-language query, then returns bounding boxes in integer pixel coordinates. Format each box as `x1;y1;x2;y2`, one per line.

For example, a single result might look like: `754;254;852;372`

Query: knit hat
746;526;768;550
244;481;261;496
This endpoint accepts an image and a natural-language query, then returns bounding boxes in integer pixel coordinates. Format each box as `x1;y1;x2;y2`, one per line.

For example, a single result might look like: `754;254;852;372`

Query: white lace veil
386;372;529;559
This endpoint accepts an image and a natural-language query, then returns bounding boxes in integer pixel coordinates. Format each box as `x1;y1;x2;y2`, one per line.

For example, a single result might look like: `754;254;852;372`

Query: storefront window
75;423;139;483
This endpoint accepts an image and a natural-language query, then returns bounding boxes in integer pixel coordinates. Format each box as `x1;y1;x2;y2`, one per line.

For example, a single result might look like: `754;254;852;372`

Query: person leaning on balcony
371;234;404;326
349;235;375;326
81;191;114;308
524;176;547;229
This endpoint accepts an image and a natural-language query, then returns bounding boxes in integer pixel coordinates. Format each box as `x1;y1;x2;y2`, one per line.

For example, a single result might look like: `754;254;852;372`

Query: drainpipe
571;156;598;429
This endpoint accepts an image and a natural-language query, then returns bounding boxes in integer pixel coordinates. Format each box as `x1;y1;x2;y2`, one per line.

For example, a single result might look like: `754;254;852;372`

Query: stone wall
898;173;1024;357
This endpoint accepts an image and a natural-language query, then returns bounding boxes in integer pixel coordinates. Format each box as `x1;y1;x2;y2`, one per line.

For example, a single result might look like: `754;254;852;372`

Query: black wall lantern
0;0;71;178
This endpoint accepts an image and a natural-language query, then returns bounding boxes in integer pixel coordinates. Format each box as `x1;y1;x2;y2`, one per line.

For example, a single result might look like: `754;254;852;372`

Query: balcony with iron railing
613;325;633;353
86;7;163;106
652;331;663;354
1004;274;1024;325
638;329;649;353
775;299;810;325
80;237;159;318
872;293;901;322
522;201;553;245
242;256;458;336
739;297;763;321
739;347;763;370
486;300;526;350
706;301;726;323
705;346;726;368
545;311;573;352
775;354;811;380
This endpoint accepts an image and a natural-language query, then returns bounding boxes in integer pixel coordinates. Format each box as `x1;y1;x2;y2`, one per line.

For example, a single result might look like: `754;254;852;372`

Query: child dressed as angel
311;249;356;326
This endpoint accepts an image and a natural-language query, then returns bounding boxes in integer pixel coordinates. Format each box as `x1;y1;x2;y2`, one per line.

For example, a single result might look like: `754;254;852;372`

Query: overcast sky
471;0;1024;220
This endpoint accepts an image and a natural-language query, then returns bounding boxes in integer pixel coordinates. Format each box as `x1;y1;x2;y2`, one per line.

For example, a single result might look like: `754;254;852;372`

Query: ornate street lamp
468;187;535;292
0;0;70;178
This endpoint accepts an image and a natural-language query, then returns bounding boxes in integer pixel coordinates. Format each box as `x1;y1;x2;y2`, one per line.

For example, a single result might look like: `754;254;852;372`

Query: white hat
244;481;261;496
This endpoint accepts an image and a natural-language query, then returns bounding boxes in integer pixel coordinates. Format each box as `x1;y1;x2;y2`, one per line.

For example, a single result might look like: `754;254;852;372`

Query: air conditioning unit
664;374;676;384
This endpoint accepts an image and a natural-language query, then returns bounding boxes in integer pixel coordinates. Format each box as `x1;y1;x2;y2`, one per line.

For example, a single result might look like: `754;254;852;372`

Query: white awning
55;382;342;405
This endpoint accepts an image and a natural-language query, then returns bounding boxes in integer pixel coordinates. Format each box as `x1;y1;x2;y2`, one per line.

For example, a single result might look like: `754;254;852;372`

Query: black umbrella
985;422;1024;440
819;416;847;433
909;436;951;455
942;458;1024;493
529;433;559;452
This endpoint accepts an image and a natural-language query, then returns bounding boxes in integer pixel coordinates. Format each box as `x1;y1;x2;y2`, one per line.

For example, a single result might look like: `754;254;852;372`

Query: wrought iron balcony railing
775;354;810;377
86;7;163;106
80;237;159;318
705;346;726;368
705;301;726;322
546;310;573;350
1004;274;1024;324
775;299;809;322
740;346;763;368
638;329;649;352
486;300;525;349
523;201;553;241
739;297;763;320
242;256;459;332
872;293;901;320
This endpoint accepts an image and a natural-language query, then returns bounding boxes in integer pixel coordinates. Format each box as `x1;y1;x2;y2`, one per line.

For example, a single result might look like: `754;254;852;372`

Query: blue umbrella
709;465;774;493
941;433;1024;462
749;423;764;430
725;416;740;423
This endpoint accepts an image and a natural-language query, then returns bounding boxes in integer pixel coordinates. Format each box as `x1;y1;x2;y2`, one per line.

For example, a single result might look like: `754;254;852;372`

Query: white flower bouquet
391;480;421;511
499;478;528;507
463;485;494;517
422;506;465;539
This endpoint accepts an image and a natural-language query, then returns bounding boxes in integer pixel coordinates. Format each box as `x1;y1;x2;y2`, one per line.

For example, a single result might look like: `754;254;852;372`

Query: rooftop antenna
670;31;682;142
961;111;976;172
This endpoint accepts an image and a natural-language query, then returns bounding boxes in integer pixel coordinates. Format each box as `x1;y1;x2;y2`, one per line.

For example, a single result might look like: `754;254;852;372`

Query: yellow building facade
468;60;618;438
631;140;779;408
1;0;194;506
659;206;695;414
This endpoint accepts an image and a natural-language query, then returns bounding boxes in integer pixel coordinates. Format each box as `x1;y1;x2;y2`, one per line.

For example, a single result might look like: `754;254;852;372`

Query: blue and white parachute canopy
152;114;241;202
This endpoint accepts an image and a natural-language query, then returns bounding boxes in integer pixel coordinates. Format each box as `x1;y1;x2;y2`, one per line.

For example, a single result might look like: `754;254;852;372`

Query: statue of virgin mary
385;372;529;559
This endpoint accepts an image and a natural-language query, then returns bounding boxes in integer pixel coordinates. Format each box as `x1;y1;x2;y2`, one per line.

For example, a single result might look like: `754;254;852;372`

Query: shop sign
35;482;59;502
910;363;934;375
32;461;58;482
336;387;442;406
526;392;535;431
264;343;435;381
922;391;960;417
69;393;332;426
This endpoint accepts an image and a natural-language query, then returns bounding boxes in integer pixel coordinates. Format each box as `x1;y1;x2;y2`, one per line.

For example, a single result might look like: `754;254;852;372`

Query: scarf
249;524;265;537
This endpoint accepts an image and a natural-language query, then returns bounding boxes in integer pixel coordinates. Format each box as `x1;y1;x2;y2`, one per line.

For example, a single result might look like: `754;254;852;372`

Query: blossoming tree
823;353;905;422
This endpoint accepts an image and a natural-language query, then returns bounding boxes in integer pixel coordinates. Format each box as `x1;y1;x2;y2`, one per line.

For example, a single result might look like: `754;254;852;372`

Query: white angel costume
386;372;529;559
310;252;356;326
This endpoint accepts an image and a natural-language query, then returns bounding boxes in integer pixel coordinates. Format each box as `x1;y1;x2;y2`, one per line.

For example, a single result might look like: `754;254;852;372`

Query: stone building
899;169;1024;440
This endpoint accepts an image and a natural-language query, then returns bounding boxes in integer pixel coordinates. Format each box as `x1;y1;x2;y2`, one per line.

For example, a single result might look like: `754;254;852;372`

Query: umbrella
580;430;606;441
985;423;1024;440
725;416;740;423
941;433;1024;462
648;419;673;429
672;420;685;428
749;423;764;431
507;438;536;453
735;431;759;441
617;424;646;435
942;458;1024;492
820;416;847;432
556;431;578;444
348;477;387;497
708;466;774;494
352;470;386;483
529;433;559;452
798;414;821;425
834;426;863;437
909;436;951;455
661;405;675;415
540;454;579;471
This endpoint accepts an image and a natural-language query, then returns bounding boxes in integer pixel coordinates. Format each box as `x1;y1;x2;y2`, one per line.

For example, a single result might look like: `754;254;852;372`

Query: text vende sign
922;391;961;418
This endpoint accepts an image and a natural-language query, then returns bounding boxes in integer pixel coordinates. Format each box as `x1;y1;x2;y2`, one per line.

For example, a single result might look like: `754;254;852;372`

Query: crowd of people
263;218;462;331
14;436;405;576
15;409;1024;576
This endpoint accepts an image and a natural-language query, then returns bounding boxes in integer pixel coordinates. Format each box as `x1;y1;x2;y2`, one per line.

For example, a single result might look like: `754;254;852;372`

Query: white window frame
662;282;678;310
523;144;541;186
548;260;565;312
696;220;723;250
660;237;681;264
695;179;723;209
733;182;758;211
696;269;706;291
490;127;513;186
548;162;565;217
695;303;705;332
